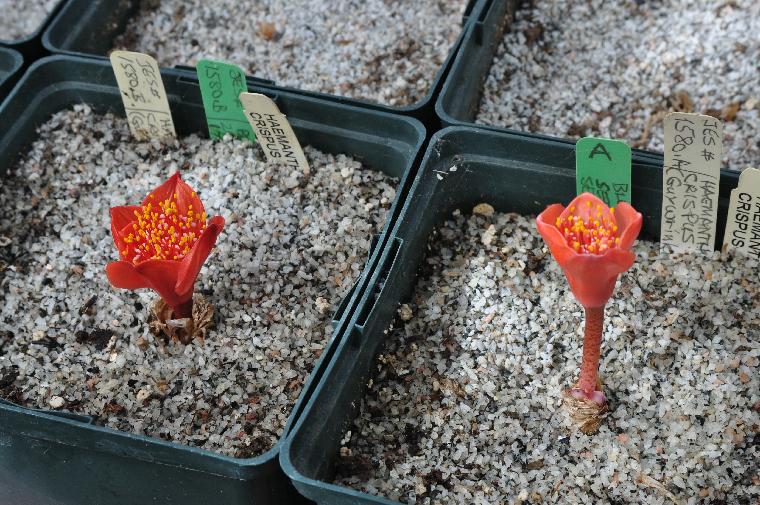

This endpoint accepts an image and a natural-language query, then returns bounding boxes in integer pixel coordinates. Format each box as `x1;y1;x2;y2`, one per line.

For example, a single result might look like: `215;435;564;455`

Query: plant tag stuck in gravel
661;112;722;254
723;167;760;258
196;59;255;141
239;92;310;173
110;50;176;141
575;137;631;207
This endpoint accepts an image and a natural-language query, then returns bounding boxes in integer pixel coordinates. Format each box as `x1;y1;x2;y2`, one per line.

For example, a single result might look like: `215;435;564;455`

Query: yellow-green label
196;60;254;141
575;137;632;208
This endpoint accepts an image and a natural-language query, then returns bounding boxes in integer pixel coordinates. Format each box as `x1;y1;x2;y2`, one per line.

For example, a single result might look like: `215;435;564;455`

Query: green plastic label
575;137;631;208
196;59;255;141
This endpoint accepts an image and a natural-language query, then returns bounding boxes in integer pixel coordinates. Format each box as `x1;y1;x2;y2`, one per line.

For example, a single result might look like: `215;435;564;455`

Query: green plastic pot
0;47;23;101
437;0;664;165
0;0;67;61
281;126;740;504
0;55;425;505
42;0;485;127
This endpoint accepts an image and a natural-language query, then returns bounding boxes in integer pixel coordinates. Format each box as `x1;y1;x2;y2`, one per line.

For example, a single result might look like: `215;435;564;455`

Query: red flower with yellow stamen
536;193;642;309
106;172;224;319
536;192;642;409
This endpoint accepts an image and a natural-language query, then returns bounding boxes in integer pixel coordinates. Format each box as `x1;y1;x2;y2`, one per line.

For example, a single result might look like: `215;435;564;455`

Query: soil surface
477;0;760;171
335;209;759;504
0;0;58;40
114;0;466;106
0;105;397;457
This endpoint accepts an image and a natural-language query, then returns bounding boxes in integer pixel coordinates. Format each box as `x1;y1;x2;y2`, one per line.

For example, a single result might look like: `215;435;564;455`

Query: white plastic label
239;92;310;173
722;167;760;258
110;51;176;141
660;112;722;254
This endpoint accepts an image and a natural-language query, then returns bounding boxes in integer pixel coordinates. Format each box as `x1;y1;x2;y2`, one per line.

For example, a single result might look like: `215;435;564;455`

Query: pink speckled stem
578;306;604;395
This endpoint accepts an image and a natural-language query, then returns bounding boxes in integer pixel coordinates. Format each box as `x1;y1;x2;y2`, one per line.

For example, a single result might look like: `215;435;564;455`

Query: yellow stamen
119;191;207;264
559;201;621;255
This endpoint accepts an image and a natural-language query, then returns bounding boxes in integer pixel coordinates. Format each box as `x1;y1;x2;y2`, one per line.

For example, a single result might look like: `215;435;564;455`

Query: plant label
660;112;722;254
239;92;310;174
723;167;760;258
110;51;176;141
196;60;255;141
575;137;631;207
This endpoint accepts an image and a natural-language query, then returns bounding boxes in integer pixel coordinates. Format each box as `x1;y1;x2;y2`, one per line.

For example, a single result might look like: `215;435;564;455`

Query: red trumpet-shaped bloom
535;192;642;309
536;192;642;408
106;172;224;319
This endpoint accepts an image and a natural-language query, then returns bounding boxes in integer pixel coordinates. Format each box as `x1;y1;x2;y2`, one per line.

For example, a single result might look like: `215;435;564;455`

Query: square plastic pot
280;126;740;504
0;47;23;101
0;0;67;60
437;0;664;165
42;0;486;127
0;55;425;505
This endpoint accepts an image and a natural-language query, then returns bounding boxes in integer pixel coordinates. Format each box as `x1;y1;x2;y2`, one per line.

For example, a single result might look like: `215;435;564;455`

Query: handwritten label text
110;51;176;141
660;112;722;254
239;92;309;173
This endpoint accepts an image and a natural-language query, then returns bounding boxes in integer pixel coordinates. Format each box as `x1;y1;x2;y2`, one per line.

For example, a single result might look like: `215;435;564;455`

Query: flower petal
537;203;565;225
536;194;642;309
133;259;185;308
560;192;616;226
142;172;181;206
110;205;140;230
143;171;206;219
612;202;643;250
106;260;186;308
173;173;206;218
106;261;150;291
110;205;140;254
536;204;579;266
175;215;225;297
561;248;636;308
603;247;637;272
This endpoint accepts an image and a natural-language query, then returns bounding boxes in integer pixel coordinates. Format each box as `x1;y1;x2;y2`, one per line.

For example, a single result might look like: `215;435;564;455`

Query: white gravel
113;0;466;107
0;0;57;40
335;210;760;504
0;105;397;457
476;0;760;171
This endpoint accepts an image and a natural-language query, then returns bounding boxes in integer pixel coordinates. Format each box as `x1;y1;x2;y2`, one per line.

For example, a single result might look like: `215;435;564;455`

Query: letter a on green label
575;137;632;207
196;59;255;141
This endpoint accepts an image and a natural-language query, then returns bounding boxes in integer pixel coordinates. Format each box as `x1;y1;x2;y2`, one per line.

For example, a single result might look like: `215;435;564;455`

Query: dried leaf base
562;389;609;435
149;294;214;344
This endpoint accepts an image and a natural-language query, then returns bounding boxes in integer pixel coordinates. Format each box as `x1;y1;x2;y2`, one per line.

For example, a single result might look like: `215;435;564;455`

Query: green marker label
196;59;255;141
575;137;631;207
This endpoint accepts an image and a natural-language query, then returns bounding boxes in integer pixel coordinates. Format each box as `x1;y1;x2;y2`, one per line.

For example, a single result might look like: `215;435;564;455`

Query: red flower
106;172;224;318
535;192;642;309
536;192;642;409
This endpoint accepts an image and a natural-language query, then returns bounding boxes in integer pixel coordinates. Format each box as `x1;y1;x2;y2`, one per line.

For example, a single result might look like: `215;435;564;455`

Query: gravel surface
0;105;397;457
113;0;466;107
477;0;760;171
0;0;58;40
335;210;760;504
